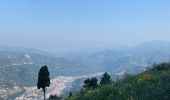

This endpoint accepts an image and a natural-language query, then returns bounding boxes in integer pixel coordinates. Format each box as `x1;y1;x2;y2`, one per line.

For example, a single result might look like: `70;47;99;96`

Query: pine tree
83;77;98;89
48;95;62;100
37;65;50;100
69;92;72;98
91;77;98;88
100;72;111;85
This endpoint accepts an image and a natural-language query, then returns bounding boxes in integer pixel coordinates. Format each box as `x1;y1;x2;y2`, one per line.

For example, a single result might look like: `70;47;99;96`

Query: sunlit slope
67;62;170;100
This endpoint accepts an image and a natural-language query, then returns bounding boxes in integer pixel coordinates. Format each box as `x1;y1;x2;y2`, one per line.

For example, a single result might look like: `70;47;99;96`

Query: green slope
67;63;170;100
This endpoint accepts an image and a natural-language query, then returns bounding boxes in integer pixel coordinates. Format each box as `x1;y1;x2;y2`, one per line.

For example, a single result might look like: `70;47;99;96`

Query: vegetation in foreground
63;62;170;100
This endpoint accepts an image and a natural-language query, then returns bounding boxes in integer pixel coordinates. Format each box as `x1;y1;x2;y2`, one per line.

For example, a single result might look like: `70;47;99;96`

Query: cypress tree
37;65;50;100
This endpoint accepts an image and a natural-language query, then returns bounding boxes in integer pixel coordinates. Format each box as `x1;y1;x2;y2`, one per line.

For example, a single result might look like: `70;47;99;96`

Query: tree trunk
43;88;46;100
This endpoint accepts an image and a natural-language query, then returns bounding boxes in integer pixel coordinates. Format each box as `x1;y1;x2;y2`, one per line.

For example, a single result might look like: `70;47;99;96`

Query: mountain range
1;41;170;99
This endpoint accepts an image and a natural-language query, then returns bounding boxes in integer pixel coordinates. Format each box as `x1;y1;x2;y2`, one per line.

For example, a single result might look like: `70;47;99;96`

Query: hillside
71;41;170;74
67;62;170;100
1;41;170;99
0;47;99;99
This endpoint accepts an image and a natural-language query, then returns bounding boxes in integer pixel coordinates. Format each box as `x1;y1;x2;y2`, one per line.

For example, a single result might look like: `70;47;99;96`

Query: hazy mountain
0;47;102;99
1;41;170;99
70;41;170;74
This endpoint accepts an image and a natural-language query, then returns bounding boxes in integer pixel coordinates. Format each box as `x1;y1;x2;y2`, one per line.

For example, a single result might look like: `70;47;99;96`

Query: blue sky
0;0;170;52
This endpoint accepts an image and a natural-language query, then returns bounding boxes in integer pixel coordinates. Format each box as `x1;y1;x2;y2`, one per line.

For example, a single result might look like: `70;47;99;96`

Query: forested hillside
66;62;170;100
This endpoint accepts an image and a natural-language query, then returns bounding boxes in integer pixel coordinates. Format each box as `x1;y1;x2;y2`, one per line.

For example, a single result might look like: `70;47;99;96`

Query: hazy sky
0;0;170;52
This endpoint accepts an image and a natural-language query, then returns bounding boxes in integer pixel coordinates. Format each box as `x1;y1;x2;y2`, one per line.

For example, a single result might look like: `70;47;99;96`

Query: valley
1;41;170;99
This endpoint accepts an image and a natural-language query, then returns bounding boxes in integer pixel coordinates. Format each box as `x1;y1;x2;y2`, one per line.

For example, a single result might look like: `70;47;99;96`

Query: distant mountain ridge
88;41;170;72
1;41;170;99
0;46;100;99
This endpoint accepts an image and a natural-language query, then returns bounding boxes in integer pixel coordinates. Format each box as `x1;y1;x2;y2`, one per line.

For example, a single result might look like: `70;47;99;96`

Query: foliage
69;92;73;98
100;72;112;85
37;65;50;89
66;62;170;100
37;65;51;100
48;95;62;100
83;77;98;90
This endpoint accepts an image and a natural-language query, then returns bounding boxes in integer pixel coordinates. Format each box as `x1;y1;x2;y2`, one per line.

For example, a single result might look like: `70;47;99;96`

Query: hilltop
67;62;170;100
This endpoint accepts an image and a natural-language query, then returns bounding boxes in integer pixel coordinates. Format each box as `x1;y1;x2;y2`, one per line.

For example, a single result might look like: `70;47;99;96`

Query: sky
0;0;170;52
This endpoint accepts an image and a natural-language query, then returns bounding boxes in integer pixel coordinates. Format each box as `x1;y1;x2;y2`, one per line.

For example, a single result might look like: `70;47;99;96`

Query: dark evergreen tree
83;77;98;89
48;95;62;100
69;92;72;98
83;78;91;89
37;65;50;100
100;72;111;85
91;77;98;88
